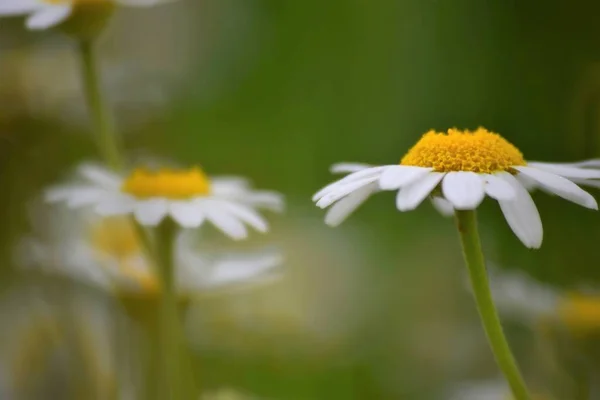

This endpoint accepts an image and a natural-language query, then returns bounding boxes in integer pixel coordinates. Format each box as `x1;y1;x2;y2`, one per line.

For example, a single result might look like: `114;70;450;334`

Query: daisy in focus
313;127;600;248
45;163;283;239
0;0;177;31
17;205;283;296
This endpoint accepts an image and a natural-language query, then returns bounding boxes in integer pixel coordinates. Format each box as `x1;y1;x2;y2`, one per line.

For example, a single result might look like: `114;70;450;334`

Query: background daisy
45;163;283;238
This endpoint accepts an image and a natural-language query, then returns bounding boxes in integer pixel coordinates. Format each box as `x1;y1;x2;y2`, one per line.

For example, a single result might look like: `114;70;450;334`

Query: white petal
324;182;377;226
330;163;372;174
0;0;39;15
243;191;284;212
536;159;600;169
316;176;379;208
526;162;600;179
497;173;543;249
204;207;248;240
78;164;122;188
210;177;250;196
430;196;454;217
95;195;135;216
442;171;485;210
484;172;516;201
133;199;169;226
169;201;205;228
45;185;91;203
396;172;445;211
312;166;384;201
515;166;598;210
64;188;107;208
379;166;432;190
571;179;600;189
26;5;71;30
206;252;283;287
218;201;269;233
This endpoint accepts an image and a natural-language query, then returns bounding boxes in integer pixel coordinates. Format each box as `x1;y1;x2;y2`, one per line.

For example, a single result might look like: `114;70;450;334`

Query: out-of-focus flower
17;203;282;297
0;0;177;30
489;268;559;324
45;163;283;238
0;285;136;399
313;128;600;248
490;268;600;336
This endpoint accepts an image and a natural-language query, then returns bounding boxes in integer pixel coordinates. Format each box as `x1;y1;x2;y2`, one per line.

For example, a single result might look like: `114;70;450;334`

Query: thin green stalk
155;218;182;400
455;210;532;400
78;39;122;170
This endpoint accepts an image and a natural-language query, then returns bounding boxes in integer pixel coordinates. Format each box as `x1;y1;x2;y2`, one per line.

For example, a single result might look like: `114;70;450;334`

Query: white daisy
0;0;177;31
488;268;559;324
490;268;600;335
313;127;600;249
45;163;283;239
17;205;283;296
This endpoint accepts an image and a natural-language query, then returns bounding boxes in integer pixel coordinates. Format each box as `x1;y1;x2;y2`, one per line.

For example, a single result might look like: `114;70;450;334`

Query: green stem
155;218;182;400
455;210;532;400
78;39;122;170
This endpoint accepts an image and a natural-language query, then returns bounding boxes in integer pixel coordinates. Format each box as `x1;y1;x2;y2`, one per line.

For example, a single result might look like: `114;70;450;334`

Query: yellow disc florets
122;167;211;199
558;293;600;335
400;128;526;173
90;217;159;293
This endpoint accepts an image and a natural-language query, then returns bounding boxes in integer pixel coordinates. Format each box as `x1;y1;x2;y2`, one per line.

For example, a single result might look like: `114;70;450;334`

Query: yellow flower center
400;128;526;173
558;293;600;334
122;167;211;199
89;217;159;294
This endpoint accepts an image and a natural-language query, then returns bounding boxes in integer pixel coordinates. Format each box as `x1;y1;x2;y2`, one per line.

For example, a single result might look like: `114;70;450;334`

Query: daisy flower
490;268;600;336
314;127;600;248
0;0;177;31
45;163;283;240
17;205;283;296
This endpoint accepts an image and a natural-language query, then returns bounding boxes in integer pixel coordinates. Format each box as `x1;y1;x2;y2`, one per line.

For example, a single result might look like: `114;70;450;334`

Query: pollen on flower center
122;167;211;199
400;128;526;173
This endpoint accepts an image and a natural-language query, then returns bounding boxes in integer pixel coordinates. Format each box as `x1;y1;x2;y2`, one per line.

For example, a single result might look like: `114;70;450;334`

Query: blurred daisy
314;128;600;248
45;163;283;239
490;268;600;336
0;0;178;31
17;205;283;296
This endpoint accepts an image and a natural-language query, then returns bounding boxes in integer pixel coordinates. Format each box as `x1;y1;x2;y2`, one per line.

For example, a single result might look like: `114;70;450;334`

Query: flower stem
78;39;122;170
155;218;182;400
454;210;532;400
